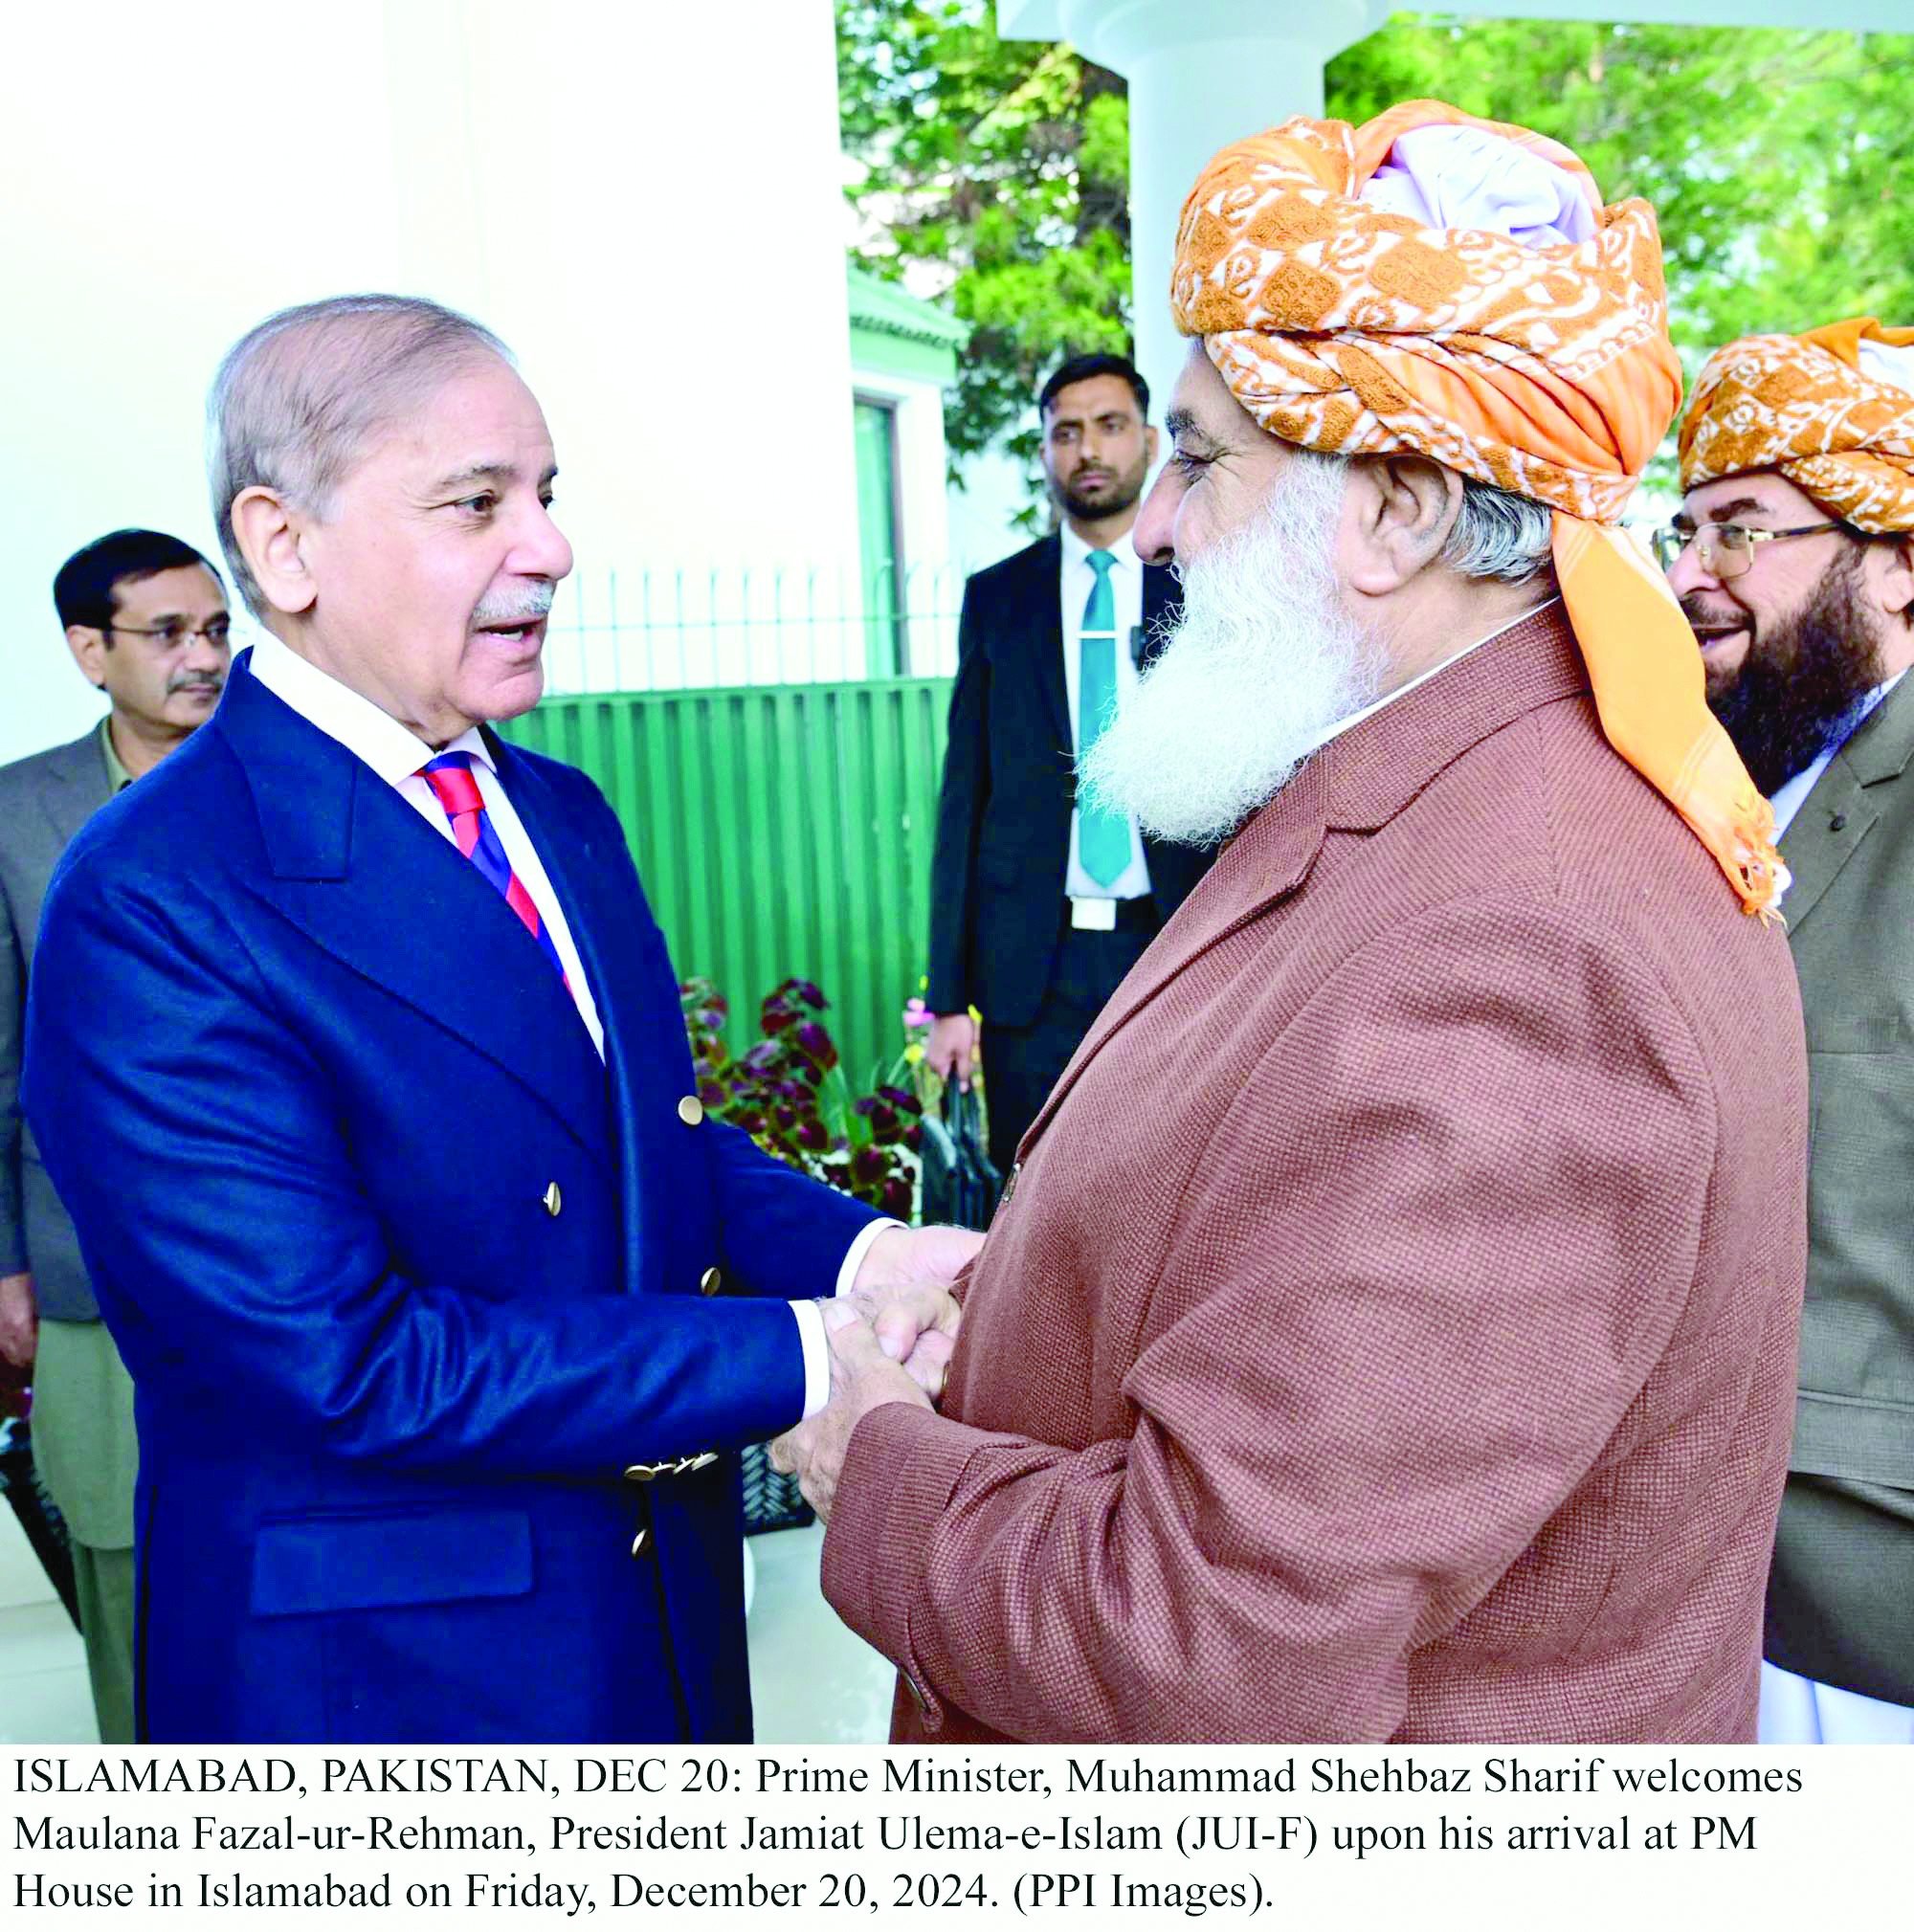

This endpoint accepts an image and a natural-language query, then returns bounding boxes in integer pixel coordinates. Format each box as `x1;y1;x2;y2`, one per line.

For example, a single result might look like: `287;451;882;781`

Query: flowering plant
680;977;922;1220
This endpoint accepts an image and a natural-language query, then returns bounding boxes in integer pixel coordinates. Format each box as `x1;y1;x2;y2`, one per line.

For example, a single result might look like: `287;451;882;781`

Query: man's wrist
834;1221;907;1298
791;1298;833;1420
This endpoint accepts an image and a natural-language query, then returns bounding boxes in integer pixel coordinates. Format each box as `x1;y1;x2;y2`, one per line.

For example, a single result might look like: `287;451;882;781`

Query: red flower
794;1022;839;1071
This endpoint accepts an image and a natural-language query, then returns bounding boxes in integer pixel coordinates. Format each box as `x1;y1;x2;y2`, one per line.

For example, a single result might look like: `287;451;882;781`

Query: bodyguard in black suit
926;357;1211;1174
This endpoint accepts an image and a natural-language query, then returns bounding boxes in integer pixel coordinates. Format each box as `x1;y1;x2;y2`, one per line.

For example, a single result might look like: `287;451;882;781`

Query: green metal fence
500;677;954;1086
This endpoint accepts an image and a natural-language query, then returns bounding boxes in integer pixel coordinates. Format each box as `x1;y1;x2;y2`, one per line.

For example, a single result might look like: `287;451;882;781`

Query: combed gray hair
208;294;513;616
1442;476;1555;582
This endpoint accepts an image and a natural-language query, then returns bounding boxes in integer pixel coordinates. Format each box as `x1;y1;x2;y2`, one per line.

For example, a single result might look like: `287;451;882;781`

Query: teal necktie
1076;549;1132;887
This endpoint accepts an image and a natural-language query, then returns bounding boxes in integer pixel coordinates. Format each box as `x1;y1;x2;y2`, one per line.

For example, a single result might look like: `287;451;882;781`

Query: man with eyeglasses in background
0;528;230;1740
1666;319;1914;1745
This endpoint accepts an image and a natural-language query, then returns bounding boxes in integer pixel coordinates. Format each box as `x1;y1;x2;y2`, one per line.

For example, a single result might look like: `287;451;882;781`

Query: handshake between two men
772;1221;983;1523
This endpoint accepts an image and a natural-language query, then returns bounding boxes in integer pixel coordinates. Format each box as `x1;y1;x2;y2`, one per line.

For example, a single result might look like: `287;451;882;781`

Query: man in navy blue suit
23;295;975;1743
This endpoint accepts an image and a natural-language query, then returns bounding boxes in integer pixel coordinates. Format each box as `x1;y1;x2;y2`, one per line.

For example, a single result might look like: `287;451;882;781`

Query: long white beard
1080;453;1381;847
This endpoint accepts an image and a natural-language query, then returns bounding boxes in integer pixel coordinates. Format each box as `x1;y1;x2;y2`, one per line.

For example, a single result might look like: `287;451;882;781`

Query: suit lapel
1030;534;1071;755
1779;676;1914;934
217;664;611;1160
38;731;112;851
1778;759;1877;933
489;736;676;1282
1019;757;1331;1153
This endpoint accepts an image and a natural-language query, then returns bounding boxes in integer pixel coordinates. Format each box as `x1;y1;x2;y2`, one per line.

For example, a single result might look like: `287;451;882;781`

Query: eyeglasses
107;619;233;649
1650;521;1848;578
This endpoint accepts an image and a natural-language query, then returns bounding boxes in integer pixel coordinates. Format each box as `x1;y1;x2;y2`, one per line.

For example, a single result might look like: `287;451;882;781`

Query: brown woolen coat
823;606;1808;1743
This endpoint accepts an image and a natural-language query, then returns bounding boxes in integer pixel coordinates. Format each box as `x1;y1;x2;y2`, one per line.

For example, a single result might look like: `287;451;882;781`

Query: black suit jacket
927;533;1211;1028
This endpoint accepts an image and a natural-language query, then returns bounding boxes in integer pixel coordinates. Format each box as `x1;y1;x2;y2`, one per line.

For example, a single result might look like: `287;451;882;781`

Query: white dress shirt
244;633;883;1417
1059;521;1152;900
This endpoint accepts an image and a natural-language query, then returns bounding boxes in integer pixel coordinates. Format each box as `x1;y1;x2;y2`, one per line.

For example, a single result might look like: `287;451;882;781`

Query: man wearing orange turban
782;102;1809;1744
1671;319;1914;1745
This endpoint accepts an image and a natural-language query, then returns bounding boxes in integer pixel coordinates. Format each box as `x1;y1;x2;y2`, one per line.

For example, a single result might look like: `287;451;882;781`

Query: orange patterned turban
1680;318;1914;533
1171;98;1781;918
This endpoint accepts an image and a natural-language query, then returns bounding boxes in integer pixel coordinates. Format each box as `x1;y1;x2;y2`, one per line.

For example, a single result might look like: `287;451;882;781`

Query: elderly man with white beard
775;102;1810;1743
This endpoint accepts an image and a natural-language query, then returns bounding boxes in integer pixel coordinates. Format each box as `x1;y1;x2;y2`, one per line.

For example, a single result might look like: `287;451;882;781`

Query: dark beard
1055;458;1146;525
1703;553;1887;796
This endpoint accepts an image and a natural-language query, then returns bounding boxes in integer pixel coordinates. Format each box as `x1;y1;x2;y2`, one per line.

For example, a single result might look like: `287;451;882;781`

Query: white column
1000;0;1380;412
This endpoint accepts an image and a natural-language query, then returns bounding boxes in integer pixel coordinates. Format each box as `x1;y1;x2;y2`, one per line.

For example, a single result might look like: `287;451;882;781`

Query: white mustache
471;584;555;628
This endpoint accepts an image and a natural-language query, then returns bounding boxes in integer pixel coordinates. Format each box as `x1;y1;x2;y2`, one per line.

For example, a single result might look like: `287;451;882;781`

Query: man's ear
1876;534;1914;626
230;487;318;616
64;625;109;691
1144;422;1161;468
1344;455;1464;597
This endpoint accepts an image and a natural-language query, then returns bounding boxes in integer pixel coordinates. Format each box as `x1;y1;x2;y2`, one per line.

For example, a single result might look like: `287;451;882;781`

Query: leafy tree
839;6;1914;507
837;0;1132;495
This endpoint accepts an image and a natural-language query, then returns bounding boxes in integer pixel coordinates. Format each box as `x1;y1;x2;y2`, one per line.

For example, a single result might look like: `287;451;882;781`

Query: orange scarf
1172;99;1781;917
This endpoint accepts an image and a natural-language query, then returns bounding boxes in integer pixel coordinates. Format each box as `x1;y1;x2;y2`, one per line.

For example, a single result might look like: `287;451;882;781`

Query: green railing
500;677;953;1085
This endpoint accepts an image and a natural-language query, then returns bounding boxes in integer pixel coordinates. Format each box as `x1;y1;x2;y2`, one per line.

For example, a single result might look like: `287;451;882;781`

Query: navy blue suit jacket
23;653;878;1743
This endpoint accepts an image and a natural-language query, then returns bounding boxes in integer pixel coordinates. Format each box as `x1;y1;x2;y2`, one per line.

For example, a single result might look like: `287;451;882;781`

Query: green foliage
680;977;921;1220
837;0;1131;511
839;6;1914;509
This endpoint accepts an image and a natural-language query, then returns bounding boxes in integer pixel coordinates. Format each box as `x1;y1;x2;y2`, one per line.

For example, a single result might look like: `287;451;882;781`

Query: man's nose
1664;541;1715;598
184;631;227;673
1131;468;1178;566
515;502;574;584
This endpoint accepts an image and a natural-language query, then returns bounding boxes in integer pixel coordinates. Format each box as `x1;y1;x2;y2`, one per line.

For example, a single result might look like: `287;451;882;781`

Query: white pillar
1000;0;1381;411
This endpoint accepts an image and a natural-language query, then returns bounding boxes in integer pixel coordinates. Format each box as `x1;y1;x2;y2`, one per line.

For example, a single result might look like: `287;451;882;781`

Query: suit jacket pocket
250;1507;534;1617
1805;1011;1903;1054
1789;1389;1914;1488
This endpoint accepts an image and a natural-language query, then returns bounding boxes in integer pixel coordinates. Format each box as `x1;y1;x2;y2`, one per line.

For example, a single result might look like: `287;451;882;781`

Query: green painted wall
500;678;952;1086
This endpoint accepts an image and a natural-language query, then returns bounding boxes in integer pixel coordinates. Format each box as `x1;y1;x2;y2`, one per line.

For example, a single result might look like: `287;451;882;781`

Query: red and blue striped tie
418;751;569;988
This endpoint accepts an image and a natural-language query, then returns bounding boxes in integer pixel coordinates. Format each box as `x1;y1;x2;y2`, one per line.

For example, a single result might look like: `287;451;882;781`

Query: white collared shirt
244;631;880;1417
1059;521;1152;900
1769;672;1906;839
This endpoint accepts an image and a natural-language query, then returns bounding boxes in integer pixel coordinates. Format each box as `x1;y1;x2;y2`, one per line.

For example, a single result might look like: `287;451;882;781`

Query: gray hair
1442;476;1555;583
1303;451;1555;586
208;294;513;616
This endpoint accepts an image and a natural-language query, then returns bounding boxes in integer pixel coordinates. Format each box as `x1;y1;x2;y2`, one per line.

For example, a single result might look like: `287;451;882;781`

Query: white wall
0;0;860;762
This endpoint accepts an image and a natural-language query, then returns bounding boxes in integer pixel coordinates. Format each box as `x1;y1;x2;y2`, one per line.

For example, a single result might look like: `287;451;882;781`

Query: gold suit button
678;1095;704;1127
699;1266;723;1297
630;1528;649;1558
542;1182;562;1217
